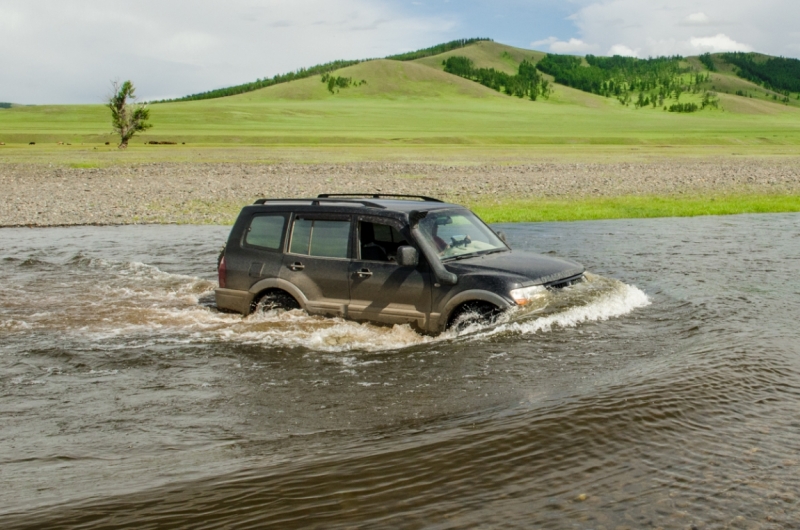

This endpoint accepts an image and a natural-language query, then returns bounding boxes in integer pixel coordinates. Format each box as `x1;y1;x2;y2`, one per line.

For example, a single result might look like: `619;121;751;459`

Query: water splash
474;273;651;339
2;255;649;354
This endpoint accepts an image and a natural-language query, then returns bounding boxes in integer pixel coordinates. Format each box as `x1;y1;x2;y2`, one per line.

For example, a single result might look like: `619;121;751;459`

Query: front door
348;218;432;326
280;214;352;317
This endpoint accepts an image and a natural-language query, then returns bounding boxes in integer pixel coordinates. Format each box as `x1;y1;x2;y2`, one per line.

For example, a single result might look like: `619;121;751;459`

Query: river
1;214;799;528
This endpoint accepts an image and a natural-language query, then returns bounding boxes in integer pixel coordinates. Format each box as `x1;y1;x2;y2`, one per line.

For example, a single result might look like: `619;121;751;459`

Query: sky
1;0;799;104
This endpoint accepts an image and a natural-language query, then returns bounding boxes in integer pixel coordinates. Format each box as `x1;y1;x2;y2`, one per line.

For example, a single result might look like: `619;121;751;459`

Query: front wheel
446;301;501;332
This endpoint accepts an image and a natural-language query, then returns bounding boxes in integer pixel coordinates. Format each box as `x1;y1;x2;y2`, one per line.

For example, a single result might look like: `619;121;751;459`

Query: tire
446;301;500;331
251;290;300;313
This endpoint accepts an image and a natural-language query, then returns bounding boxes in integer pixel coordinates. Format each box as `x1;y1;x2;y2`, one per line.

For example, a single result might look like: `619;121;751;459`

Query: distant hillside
155;36;800;117
694;53;800;108
158;38;491;103
720;53;800;94
229;59;504;101
156;59;363;103
426;44;799;113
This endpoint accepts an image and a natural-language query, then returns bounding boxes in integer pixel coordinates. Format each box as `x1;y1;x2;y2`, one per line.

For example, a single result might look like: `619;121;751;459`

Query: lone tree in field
107;80;152;148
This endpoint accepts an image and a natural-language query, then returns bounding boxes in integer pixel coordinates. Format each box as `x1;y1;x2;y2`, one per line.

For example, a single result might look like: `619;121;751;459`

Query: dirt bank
2;159;799;226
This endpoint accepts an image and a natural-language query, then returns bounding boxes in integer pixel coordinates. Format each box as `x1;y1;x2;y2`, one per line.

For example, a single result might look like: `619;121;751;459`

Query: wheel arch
438;290;513;331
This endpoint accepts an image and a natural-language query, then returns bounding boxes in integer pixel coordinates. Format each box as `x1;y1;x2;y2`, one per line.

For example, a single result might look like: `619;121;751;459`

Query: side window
290;218;351;259
245;215;287;250
290;219;313;255
359;221;409;262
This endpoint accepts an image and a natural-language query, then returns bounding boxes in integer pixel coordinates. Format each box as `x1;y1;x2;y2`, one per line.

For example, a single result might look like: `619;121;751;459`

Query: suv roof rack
317;193;443;203
253;198;386;208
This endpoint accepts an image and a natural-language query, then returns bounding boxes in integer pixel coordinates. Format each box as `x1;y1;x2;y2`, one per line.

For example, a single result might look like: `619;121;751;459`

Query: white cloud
565;0;799;58
0;0;455;104
531;36;559;48
550;38;599;54
531;37;598;54
689;33;752;53
608;44;639;57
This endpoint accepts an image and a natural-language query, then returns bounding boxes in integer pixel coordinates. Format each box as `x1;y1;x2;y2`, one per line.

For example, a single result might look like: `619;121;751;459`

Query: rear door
236;213;289;290
280;213;352;317
348;216;432;326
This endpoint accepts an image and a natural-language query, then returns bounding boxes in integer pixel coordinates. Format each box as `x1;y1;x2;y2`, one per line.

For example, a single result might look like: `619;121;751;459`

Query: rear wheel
251;290;300;313
446;301;500;331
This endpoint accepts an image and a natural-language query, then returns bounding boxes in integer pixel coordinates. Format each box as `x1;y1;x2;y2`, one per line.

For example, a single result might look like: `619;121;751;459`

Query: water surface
1;215;799;529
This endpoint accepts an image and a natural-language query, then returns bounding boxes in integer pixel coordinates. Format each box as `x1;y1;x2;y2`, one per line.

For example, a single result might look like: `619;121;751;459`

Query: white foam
475;279;650;340
217;312;436;352
88;369;119;376
1;319;32;331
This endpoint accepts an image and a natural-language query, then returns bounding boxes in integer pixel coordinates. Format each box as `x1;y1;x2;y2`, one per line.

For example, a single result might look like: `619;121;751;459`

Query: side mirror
497;231;508;245
396;246;419;267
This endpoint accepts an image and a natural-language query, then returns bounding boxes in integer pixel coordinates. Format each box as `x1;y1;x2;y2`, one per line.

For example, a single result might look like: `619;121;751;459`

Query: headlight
510;285;547;306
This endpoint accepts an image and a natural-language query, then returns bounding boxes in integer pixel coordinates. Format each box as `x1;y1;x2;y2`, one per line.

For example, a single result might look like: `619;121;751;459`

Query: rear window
245;215;287;250
290;218;351;259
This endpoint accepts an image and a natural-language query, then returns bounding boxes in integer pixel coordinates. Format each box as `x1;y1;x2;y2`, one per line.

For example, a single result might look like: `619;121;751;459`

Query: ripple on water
5;219;799;529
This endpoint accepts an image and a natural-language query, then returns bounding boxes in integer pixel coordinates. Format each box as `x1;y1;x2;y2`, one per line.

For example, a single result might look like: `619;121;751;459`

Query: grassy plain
2;59;800;149
470;194;800;223
142;194;800;226
2;42;799;222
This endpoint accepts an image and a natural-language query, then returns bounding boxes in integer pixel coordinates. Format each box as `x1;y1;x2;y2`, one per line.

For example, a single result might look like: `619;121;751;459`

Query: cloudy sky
1;0;799;104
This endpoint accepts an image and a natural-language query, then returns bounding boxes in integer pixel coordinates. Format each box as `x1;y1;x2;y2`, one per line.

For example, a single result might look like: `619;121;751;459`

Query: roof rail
253;198;386;208
317;193;443;203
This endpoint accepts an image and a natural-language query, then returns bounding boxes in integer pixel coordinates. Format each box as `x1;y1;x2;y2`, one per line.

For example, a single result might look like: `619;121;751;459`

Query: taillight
218;256;227;288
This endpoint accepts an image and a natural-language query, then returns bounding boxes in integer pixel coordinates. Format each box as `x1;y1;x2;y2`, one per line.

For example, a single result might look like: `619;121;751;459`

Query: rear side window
245;215;287;250
290;218;351;259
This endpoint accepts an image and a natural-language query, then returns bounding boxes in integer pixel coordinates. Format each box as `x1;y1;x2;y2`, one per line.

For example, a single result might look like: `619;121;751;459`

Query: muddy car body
215;194;584;334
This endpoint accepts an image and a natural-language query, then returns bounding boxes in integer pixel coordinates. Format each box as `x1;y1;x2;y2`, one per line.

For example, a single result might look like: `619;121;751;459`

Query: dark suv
216;194;584;334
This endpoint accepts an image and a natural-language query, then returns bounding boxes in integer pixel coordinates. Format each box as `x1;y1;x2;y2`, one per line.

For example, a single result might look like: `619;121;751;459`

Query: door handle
356;268;372;278
288;262;305;271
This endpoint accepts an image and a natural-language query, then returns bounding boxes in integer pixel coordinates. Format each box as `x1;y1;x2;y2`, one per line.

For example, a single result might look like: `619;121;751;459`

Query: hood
444;250;584;286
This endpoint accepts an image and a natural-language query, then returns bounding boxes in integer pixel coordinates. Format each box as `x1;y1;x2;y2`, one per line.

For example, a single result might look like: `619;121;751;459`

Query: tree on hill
533;53;722;110
320;74;365;94
699;53;716;71
442;56;550;100
720;53;800;93
386;38;492;61
107;80;152;149
537;53;688;96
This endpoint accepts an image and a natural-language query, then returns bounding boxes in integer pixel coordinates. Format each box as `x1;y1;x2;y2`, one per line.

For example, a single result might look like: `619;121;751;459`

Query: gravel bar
2;159;800;226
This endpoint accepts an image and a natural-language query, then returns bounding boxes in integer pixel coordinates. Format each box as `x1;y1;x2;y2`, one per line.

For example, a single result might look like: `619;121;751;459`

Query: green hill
1;40;799;149
414;40;546;75
234;60;504;101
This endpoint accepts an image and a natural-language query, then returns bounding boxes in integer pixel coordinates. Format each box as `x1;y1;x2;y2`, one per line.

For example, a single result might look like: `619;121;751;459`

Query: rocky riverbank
2;159;800;226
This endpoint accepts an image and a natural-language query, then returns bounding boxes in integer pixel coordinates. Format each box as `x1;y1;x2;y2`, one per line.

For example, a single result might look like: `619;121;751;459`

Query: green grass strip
137;194;800;226
469;194;800;223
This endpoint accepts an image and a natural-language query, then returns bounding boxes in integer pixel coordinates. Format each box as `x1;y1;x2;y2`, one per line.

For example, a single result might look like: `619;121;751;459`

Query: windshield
418;210;507;260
